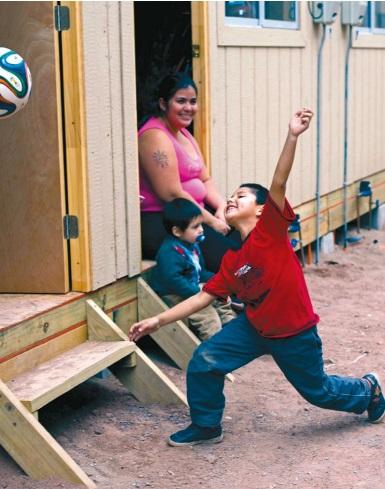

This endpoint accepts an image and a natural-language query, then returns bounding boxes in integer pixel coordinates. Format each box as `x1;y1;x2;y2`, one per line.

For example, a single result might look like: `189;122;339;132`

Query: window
357;1;385;33
218;2;305;47
374;1;385;30
353;1;385;47
225;1;298;30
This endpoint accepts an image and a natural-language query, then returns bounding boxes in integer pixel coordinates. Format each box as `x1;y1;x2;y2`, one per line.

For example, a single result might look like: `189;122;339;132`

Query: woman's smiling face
161;86;198;130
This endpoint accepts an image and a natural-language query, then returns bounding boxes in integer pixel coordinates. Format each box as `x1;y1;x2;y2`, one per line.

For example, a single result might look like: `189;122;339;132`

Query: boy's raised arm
128;290;215;342
269;108;313;212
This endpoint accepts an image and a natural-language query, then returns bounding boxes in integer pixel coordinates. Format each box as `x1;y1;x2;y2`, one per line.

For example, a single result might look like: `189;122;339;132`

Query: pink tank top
138;117;207;212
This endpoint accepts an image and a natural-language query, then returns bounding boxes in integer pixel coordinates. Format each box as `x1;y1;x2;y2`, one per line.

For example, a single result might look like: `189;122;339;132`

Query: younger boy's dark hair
239;183;269;205
163;198;202;235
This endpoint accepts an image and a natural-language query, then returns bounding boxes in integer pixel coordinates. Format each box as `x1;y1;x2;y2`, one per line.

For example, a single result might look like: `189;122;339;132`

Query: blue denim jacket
150;235;213;299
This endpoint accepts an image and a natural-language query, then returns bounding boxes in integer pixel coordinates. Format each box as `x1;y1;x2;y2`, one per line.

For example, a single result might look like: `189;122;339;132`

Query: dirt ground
1;228;385;489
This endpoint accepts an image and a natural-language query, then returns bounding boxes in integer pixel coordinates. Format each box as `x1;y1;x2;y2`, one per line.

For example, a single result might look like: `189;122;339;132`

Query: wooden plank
86;298;187;404
111;301;137;336
111;347;187;405
208;3;227;195
0;1;69;293
0;277;136;361
254;48;269;186
0;324;87;383
191;1;211;170
106;2;129;279
81;2;116;289
226;46;242;186
61;1;92;292
120;1;142;277
0;380;95;487
7;341;135;412
137;278;200;371
87;300;129;342
137;279;234;382
240;47;255;183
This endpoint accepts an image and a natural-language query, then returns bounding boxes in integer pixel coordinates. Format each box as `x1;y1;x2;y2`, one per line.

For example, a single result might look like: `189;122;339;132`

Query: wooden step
7;340;135;413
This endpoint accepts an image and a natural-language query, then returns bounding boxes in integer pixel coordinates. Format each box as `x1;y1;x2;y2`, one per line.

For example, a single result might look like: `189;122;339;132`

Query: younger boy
130;108;385;446
150;198;235;341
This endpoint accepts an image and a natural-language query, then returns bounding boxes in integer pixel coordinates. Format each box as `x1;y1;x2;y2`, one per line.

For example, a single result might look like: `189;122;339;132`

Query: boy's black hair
163;198;202;235
239;183;269;205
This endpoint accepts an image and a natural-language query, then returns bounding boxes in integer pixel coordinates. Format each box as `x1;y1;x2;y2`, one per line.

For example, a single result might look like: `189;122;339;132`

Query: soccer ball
0;47;32;119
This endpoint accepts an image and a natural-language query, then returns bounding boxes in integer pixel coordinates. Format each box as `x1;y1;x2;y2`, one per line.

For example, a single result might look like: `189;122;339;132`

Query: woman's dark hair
157;72;197;103
163;198;202;235
239;183;269;205
139;73;198;128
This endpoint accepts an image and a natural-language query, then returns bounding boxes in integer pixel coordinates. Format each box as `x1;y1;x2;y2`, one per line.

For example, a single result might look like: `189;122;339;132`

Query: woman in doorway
138;72;241;272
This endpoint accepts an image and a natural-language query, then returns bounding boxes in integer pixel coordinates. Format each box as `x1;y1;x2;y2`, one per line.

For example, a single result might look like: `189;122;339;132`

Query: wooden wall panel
208;2;227;197
240;48;255;184
225;47;242;186
208;2;385;215
107;2;129;279
120;2;141;278
254;49;269;187
82;2;116;289
80;1;140;291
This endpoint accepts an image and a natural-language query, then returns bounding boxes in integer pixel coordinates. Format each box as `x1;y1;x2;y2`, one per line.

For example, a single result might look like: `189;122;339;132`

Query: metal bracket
55;5;70;31
63;215;79;239
192;44;200;58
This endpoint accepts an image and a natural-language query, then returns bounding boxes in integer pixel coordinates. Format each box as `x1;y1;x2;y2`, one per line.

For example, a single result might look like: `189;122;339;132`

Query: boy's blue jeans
187;313;372;427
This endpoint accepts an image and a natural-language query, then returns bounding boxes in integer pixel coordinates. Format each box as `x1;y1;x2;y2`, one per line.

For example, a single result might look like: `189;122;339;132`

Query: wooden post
0;380;95;488
137;278;200;370
86;300;187;405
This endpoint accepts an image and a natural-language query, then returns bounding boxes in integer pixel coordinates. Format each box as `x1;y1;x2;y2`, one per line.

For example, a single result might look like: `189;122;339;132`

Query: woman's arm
128;290;215;342
139;129;229;233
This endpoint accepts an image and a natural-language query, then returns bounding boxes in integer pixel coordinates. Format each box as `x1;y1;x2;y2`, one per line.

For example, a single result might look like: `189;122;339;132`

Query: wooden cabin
0;1;385;486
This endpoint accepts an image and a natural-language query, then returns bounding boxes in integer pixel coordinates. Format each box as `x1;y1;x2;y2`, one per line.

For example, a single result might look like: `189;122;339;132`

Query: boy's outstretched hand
289;108;313;137
129;316;160;342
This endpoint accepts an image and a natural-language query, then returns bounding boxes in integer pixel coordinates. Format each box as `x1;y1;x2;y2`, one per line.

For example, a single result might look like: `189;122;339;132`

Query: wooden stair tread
7;340;135;412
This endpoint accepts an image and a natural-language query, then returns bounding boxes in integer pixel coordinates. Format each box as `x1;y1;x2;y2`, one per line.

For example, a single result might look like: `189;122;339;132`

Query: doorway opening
134;1;192;126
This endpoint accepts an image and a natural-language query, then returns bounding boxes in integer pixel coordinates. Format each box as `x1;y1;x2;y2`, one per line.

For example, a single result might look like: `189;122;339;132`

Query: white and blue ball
0;47;32;119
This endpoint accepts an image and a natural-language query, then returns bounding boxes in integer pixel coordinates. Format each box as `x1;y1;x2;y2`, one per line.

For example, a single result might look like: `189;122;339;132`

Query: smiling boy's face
225;187;264;226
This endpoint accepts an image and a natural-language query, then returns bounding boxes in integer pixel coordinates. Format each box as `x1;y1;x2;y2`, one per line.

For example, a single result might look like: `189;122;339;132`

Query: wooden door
0;2;69;293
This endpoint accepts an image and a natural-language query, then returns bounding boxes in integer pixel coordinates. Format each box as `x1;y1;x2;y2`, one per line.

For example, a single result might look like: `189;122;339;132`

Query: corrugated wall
208;2;385;207
81;1;141;289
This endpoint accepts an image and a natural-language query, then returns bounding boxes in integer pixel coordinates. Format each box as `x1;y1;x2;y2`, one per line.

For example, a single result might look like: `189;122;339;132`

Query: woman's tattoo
152;150;168;168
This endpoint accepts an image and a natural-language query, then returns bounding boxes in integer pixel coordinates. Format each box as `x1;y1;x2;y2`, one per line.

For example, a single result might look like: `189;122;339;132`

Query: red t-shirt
203;195;319;338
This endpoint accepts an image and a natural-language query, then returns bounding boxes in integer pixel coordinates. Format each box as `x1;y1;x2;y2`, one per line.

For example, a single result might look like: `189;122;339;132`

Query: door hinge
55;5;70;31
63;215;79;239
192;44;200;58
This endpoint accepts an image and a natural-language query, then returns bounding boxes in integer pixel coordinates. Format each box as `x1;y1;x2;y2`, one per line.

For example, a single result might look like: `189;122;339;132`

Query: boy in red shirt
129;108;384;446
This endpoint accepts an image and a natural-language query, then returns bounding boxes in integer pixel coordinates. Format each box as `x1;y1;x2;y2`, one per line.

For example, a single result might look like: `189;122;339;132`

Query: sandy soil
1;228;385;489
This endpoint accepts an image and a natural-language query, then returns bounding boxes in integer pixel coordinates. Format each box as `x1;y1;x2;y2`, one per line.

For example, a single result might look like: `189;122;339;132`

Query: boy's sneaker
167;423;223;447
362;372;385;423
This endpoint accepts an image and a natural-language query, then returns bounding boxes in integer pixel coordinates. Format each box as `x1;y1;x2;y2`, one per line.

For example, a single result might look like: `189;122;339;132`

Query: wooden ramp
1;299;186;488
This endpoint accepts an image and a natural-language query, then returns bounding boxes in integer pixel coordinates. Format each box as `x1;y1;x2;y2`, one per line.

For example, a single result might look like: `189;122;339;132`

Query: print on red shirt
203;195;319;338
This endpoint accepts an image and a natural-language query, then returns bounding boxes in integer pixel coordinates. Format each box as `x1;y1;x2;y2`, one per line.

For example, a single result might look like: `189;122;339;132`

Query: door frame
60;1;91;292
58;1;211;292
191;2;211;171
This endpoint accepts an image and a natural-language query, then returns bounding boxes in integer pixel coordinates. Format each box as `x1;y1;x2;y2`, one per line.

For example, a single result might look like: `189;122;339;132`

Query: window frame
353;1;385;48
218;1;305;47
224;1;299;30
